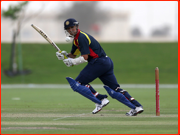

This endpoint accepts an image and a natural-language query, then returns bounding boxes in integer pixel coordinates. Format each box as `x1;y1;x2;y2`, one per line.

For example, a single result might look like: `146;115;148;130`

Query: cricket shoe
126;106;144;116
135;106;144;114
92;98;110;114
125;109;137;116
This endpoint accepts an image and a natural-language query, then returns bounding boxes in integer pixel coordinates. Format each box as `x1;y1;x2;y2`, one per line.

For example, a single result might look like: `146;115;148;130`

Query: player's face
66;25;77;36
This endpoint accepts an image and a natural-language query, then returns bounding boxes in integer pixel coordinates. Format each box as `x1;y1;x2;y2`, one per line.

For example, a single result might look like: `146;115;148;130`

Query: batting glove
61;51;69;57
56;51;68;60
63;58;73;67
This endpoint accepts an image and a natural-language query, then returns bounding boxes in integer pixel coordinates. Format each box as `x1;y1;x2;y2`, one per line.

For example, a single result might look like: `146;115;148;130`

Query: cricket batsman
56;18;144;116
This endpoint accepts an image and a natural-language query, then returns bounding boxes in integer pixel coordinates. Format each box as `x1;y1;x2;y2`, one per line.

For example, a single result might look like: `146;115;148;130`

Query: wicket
155;67;160;116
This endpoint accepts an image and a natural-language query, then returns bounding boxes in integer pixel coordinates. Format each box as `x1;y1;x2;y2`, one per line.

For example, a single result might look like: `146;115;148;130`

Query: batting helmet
64;18;79;30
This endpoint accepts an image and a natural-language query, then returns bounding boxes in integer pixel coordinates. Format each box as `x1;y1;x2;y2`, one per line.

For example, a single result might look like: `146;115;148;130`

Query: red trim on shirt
89;47;99;58
74;29;80;47
74;29;80;40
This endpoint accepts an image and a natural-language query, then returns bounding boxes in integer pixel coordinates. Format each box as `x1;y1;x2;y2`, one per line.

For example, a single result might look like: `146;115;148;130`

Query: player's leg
100;73;142;108
101;75;144;116
74;80;109;114
116;88;142;107
74;82;109;114
67;77;110;114
66;77;102;104
115;88;143;116
83;84;108;101
85;84;109;114
100;73;140;115
99;57;143;116
104;86;143;116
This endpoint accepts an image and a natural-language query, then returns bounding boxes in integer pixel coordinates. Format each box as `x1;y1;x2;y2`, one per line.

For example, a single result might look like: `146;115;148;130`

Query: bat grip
64;55;68;59
59;50;68;59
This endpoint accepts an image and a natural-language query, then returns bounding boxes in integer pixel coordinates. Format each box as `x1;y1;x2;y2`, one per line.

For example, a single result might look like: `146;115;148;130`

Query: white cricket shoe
92;104;102;114
126;106;144;116
135;106;144;114
125;109;137;116
92;98;110;114
101;98;110;107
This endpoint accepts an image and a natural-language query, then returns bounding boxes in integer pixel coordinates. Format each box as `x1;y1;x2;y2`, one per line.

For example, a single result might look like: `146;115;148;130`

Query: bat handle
64;55;68;59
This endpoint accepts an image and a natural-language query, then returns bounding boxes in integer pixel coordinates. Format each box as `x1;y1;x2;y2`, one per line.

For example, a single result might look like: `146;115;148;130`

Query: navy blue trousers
75;57;120;90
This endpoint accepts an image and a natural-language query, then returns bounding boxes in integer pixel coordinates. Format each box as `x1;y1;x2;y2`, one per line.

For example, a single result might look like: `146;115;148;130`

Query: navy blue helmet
64;18;79;30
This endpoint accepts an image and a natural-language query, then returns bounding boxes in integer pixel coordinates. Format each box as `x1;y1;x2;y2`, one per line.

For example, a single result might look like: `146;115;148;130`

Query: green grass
1;87;178;134
1;42;178;84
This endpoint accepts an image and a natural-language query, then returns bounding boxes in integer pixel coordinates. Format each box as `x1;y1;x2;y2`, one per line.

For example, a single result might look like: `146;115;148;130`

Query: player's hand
63;58;74;67
56;51;68;60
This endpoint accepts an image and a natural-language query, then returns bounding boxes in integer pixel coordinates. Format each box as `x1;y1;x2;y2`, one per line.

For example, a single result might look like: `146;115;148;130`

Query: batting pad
66;77;101;104
104;86;135;109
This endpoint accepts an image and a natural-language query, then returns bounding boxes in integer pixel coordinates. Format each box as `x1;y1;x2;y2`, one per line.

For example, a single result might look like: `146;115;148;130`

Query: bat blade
31;24;61;52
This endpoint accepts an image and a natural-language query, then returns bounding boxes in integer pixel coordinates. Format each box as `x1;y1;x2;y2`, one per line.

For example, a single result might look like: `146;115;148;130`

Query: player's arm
57;49;88;67
63;54;88;67
63;46;89;67
66;53;88;59
68;53;76;58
